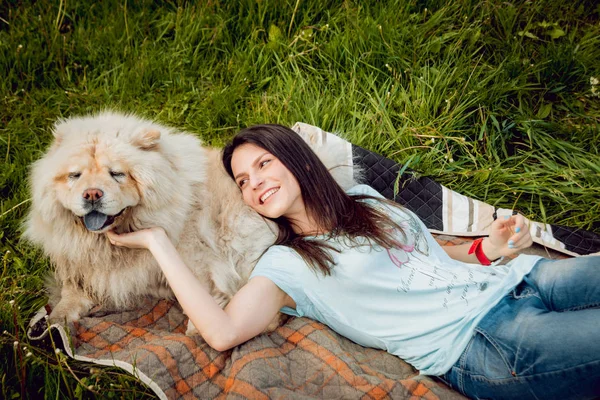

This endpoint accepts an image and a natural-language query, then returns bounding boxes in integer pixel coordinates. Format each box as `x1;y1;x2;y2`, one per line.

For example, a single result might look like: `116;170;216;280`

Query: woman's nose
249;174;264;189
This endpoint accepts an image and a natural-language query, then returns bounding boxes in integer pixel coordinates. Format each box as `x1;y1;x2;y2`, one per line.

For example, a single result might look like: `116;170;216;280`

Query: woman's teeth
261;188;279;203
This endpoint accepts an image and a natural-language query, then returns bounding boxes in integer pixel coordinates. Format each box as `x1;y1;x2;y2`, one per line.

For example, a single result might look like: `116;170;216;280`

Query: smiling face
230;143;305;220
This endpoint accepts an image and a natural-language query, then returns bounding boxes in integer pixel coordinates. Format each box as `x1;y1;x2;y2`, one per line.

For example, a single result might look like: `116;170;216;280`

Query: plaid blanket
28;263;468;399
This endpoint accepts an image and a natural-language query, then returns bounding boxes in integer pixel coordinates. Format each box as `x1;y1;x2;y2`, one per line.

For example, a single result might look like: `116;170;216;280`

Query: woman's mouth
260;187;280;204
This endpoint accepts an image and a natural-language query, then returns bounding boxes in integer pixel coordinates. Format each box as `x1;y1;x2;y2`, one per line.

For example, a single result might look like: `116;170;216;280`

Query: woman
108;124;600;399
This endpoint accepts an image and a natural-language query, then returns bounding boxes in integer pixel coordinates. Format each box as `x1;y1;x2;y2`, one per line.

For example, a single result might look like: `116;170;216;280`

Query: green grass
1;0;599;398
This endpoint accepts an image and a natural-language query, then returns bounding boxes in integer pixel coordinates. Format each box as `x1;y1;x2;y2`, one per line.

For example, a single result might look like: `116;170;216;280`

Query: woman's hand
106;227;167;250
482;214;533;260
108;227;287;352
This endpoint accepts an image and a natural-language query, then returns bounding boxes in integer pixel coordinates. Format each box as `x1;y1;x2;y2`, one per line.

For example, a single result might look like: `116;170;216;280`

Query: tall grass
1;0;599;397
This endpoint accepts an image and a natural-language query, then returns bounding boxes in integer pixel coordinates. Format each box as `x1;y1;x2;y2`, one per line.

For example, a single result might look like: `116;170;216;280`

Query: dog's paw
48;297;94;325
48;307;80;325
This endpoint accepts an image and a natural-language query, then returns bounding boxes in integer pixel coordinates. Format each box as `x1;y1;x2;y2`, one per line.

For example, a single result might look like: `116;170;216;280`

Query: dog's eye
68;172;81;179
110;171;126;179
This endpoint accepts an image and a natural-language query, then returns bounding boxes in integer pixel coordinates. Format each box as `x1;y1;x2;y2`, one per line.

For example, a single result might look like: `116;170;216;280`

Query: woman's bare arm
107;228;293;351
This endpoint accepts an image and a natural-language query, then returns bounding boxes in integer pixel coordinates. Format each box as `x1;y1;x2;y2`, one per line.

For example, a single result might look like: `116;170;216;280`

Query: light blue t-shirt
250;184;542;376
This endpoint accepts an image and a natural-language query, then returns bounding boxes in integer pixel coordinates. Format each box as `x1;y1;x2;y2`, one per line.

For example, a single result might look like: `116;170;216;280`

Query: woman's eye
260;159;271;168
238;179;247;187
110;171;126;179
68;172;81;179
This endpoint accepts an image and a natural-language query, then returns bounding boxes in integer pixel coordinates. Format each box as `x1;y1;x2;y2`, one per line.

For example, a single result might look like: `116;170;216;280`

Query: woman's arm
107;229;293;351
442;214;533;264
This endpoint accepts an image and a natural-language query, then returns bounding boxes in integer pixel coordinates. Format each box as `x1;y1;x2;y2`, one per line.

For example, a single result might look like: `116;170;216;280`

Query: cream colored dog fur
24;112;354;332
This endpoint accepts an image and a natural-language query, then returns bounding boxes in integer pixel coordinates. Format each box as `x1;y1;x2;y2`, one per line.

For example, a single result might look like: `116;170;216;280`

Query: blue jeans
441;256;600;400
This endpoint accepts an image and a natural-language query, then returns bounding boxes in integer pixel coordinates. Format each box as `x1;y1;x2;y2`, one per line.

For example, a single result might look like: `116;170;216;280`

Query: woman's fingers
106;227;164;250
513;214;528;232
510;232;533;250
106;230;143;248
507;218;533;250
493;213;533;251
106;230;119;245
495;213;520;231
106;230;130;247
506;214;522;240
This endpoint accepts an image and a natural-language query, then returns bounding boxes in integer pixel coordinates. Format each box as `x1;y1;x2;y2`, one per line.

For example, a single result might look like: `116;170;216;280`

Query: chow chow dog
24;111;354;333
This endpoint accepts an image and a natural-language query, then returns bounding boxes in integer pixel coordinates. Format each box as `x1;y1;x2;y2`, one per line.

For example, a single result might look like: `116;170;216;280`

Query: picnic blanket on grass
28;123;598;399
28;292;466;400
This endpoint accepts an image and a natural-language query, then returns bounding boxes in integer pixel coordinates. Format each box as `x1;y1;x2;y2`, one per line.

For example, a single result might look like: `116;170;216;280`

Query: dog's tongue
83;211;108;231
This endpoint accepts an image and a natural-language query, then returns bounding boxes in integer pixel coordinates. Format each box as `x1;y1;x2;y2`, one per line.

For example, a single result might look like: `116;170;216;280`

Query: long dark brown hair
222;124;407;275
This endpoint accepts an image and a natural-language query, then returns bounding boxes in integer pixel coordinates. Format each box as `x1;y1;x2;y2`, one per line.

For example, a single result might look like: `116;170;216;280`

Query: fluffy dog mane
24;111;208;309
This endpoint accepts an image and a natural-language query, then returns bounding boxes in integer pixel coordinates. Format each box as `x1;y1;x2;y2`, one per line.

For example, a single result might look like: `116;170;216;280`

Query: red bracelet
468;238;492;266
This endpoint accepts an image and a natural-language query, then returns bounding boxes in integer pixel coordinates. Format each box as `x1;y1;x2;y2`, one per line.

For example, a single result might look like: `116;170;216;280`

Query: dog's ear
132;129;161;150
45;126;65;153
